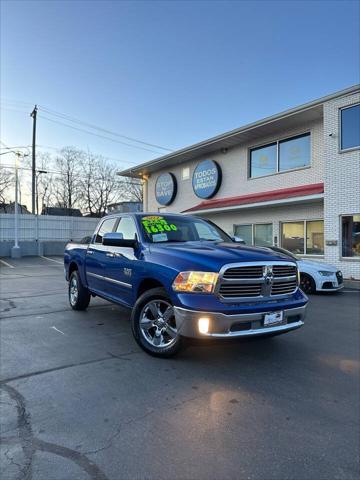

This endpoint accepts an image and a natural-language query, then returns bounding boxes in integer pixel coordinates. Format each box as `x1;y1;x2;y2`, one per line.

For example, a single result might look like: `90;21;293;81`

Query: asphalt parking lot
0;256;359;480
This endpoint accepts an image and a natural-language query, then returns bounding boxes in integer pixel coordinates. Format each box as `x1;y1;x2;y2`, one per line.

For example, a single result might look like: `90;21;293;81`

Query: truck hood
148;241;295;272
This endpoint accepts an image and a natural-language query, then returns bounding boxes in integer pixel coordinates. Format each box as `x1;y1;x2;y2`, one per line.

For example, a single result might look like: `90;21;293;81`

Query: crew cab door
85;216;118;295
103;215;139;306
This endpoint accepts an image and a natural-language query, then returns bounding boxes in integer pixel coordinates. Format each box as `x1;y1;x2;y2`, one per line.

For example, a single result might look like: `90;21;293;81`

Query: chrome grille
223;266;263;279
219;283;262;298
272;265;297;277
217;262;298;301
271;280;298;295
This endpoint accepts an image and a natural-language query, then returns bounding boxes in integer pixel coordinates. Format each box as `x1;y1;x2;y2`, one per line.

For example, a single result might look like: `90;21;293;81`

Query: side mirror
102;232;137;248
232;236;245;244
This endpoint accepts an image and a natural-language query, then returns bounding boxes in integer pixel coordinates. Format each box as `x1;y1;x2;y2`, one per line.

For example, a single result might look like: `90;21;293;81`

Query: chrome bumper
174;305;306;339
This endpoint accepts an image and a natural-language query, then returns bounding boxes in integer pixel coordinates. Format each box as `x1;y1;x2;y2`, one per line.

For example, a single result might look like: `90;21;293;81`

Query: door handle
87;250;94;255
106;252;115;258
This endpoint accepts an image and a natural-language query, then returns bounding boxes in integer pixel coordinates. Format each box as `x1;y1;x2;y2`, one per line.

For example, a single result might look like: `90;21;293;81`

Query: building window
306;220;324;255
250;133;310;178
342;215;360;257
340;104;360;151
279;134;311;171
182;167;190;180
234;224;252;245
281;220;324;255
234;223;273;247
249;143;277;177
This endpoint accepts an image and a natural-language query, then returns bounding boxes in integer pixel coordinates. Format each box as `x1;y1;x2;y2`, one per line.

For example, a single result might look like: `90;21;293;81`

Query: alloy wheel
70;276;79;306
139;299;177;348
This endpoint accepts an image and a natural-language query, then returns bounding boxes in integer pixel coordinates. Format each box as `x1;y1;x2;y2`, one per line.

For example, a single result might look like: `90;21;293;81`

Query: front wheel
69;270;91;310
131;287;182;357
300;273;316;294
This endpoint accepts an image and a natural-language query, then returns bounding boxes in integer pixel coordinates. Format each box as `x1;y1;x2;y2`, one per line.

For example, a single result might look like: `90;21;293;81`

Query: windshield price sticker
152;233;168;242
141;217;178;234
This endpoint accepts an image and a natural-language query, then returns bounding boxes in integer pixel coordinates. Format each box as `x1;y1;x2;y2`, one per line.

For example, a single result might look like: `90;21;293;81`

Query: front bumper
317;271;344;292
318;283;344;292
174;304;306;339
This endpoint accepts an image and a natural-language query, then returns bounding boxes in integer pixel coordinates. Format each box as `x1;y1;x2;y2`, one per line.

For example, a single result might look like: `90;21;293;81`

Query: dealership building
120;85;360;280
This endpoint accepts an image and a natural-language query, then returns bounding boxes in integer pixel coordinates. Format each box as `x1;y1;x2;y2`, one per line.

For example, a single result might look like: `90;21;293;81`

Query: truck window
94;217;117;244
194;221;224;241
139;215;231;243
116;216;138;240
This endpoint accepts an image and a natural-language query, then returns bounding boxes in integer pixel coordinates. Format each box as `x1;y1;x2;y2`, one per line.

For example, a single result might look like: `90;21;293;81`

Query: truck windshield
139;215;232;243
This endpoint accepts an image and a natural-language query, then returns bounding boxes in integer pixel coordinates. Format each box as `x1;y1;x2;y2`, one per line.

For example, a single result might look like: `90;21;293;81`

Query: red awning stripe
183;183;324;213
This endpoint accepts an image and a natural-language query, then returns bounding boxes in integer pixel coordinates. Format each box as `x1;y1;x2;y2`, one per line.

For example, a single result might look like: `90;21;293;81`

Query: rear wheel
131;287;182;357
69;270;91;310
300;273;316;294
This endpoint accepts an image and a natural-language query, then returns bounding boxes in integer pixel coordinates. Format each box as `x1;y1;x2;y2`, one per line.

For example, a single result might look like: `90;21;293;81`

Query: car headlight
172;271;219;293
319;270;334;276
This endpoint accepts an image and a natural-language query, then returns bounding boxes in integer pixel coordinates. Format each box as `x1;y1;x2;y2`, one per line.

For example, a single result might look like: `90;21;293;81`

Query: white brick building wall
323;92;360;278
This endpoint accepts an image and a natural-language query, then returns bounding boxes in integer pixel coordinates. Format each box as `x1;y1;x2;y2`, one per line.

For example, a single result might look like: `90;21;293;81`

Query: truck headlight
172;271;219;293
319;271;334;276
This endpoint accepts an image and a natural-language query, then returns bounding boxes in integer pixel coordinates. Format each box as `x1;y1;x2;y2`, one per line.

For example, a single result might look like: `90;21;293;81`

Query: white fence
0;214;100;242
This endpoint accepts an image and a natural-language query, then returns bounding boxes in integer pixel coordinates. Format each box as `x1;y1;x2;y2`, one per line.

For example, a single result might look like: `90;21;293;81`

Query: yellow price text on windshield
141;217;178;234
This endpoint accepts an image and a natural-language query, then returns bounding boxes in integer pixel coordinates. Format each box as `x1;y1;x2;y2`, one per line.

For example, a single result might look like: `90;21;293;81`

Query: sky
1;0;359;176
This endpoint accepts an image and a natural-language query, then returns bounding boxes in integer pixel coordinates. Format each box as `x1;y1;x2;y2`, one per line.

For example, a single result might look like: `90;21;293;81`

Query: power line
0;142;141;167
0;162;142;183
0;146;31;150
38;105;172;152
38;114;166;155
35;144;140;166
0;97;33;107
0;105;30;115
1;97;173;154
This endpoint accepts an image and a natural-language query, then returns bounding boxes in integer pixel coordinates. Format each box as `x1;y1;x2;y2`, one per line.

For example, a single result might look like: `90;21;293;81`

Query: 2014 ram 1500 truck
64;213;308;357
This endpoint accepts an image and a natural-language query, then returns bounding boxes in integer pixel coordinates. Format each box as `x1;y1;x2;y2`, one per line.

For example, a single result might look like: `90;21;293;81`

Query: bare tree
53;147;83;210
18;146;141;216
79;153;124;216
35;152;55;213
121;177;143;202
0;166;14;204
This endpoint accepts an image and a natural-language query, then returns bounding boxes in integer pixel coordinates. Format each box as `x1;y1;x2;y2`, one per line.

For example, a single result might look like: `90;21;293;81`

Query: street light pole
12;152;21;258
35;170;47;215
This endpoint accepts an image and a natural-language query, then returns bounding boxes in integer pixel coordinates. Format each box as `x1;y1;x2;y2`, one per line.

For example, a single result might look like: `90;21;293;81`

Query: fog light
198;317;209;334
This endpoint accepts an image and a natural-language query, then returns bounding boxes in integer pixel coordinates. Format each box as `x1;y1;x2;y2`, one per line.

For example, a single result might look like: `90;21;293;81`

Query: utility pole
30;105;38;214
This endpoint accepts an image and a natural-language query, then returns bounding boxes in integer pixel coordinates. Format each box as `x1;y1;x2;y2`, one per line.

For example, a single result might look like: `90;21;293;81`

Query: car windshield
139;215;232;243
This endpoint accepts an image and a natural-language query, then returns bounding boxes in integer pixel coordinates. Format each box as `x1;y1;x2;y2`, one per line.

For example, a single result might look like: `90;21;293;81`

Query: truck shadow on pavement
0;383;109;480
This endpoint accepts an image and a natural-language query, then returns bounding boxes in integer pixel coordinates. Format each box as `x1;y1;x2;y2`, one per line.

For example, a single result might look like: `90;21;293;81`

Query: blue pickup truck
64;213;308;357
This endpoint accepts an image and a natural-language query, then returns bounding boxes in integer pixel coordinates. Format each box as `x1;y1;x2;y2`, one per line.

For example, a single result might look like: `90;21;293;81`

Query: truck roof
104;212;190;218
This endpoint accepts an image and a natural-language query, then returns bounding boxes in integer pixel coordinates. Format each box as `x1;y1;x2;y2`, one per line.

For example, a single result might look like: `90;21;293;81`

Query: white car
269;246;344;294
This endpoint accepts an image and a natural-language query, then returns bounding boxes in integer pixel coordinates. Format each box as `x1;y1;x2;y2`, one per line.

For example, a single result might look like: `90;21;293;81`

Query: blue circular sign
192;160;222;199
155;173;177;205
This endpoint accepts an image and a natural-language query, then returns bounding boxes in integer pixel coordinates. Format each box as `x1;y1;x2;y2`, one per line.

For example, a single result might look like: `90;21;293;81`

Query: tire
300;273;316;294
68;270;91;310
131;287;182;358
